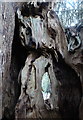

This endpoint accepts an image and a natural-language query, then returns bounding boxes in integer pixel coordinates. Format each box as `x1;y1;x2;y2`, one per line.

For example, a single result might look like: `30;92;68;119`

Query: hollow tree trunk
0;2;83;120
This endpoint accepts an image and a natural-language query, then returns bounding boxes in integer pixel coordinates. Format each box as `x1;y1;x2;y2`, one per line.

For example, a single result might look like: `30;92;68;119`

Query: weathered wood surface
0;2;83;120
15;2;82;120
15;55;61;119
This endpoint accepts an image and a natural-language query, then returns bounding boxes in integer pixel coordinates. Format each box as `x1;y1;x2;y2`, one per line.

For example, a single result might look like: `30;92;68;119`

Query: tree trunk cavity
0;2;83;120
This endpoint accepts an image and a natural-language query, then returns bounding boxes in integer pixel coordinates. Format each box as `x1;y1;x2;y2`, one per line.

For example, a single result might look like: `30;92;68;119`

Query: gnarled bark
0;2;83;120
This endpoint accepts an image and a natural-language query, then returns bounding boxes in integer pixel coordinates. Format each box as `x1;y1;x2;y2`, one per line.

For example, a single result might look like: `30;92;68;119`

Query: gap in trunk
5;15;28;120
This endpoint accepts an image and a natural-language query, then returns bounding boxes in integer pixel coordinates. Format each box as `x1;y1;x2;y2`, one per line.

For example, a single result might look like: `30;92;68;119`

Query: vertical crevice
33;65;36;90
9;14;28;120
